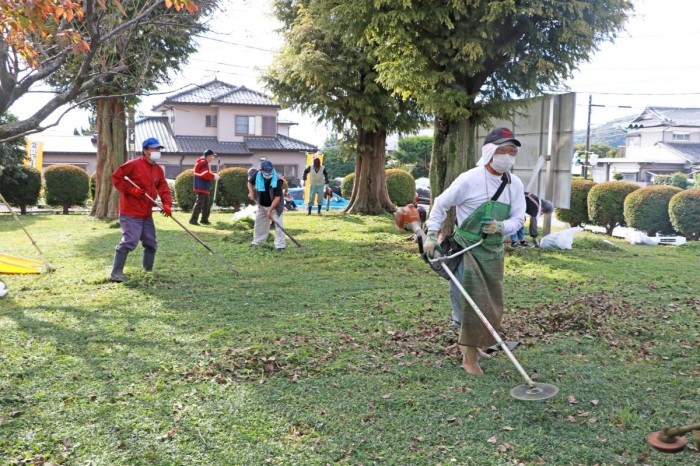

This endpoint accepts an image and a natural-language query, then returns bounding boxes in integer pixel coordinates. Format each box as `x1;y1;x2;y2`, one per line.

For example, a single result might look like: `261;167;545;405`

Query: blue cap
142;137;164;149
261;160;273;174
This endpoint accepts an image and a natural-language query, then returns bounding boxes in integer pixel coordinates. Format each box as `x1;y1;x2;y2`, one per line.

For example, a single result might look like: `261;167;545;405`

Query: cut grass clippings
0;211;698;465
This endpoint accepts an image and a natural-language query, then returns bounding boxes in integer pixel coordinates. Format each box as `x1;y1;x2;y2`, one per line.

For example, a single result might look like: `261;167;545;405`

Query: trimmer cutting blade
510;383;559;401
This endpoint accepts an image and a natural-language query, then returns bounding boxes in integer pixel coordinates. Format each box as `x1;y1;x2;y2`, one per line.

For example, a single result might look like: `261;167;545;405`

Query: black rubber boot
142;248;156;272
317;205;322;215
110;249;129;282
307;206;312;216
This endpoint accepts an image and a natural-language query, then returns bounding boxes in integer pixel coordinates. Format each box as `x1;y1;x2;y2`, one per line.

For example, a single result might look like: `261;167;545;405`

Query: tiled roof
628;107;700;129
154;79;278;108
134;117;316;155
135;116;178;152
175;136;251;155
658;142;700;164
243;135;317;152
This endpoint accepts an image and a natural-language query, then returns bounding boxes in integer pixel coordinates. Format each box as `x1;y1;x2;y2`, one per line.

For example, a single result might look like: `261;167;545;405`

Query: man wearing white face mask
109;137;173;282
423;127;525;375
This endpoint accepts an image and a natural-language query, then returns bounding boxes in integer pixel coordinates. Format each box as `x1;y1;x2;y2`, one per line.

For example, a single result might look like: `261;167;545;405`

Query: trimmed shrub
695;173;700;188
623;185;681;236
217;167;254;212
44;164;90;214
588;181;640;235
654;172;690;189
554;180;596;227
669;188;700;240
613;173;623;181
385;168;415;207
341;173;355;199
174;169;196;212
0;165;41;215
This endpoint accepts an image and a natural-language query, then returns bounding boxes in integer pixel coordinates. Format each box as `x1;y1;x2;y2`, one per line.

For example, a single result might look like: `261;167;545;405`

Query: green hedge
588;181;640;235
217;167;254;211
341;173;355;199
44;164;90;214
0;165;41;215
554;180;596;227
653;172;691;189
174;169;196;212
385;169;415;207
623;185;681;236
669;188;700;240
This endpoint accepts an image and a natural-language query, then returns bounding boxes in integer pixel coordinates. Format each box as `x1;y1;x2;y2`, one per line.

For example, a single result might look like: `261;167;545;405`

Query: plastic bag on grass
540;227;583;250
232;204;257;222
625;231;659;246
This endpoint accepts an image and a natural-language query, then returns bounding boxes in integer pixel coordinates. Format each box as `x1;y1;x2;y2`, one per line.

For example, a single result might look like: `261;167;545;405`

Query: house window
672;132;690;141
262;116;276;136
627;136;641;147
236;116;255;135
205;115;218;127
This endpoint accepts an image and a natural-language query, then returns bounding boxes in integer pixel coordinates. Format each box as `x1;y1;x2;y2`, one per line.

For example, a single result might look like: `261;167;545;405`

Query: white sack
625;231;659;246
540;227;583;250
232;204;257;222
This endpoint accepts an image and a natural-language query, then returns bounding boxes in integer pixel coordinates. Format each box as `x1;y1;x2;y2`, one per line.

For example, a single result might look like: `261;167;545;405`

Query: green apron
453;200;511;348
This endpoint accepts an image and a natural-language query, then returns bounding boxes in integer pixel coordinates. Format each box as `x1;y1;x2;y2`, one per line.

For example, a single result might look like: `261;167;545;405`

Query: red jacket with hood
112;156;172;218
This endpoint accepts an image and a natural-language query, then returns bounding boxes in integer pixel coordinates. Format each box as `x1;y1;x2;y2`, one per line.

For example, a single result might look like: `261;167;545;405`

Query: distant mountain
573;115;633;148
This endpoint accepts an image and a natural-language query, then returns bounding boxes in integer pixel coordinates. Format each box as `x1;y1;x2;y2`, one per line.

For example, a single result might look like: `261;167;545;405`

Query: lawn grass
0;211;698;465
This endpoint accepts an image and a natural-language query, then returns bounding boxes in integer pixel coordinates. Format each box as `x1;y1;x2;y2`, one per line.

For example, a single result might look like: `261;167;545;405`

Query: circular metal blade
510;383;559;401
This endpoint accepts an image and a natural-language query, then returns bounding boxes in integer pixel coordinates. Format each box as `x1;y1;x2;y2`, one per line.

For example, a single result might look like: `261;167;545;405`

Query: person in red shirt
109;137;173;282
189;149;219;225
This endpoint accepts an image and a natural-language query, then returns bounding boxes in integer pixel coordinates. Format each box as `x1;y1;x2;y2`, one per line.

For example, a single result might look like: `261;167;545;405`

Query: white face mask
149;151;161;161
490;154;515;173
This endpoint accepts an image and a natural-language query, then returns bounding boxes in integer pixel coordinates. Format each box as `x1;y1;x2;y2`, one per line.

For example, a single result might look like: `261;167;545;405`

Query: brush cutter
395;204;559;401
647;422;700;452
123;177;239;275
0;193;55;272
212;157;220;209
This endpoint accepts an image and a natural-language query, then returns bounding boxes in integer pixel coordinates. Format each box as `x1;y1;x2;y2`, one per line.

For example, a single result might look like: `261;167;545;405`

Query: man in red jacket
189;149;219;225
109;137;173;282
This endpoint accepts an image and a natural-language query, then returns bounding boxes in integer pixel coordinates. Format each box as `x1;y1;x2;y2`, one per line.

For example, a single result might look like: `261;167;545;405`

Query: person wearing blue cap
109;137;173;282
247;160;286;250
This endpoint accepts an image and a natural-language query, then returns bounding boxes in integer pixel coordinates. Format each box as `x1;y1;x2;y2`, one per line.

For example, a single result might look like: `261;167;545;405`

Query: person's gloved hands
161;204;172;217
214;173;220;181
482;220;503;235
130;186;145;197
423;231;442;259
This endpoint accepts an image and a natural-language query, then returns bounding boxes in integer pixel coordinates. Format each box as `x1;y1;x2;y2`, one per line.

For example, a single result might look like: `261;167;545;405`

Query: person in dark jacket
247;160;286;250
110;137;173;282
190;149;219;225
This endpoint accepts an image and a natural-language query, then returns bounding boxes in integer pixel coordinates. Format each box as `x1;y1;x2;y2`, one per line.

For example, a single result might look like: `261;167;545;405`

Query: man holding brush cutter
109;137;173;282
423;127;526;375
247;160;286;251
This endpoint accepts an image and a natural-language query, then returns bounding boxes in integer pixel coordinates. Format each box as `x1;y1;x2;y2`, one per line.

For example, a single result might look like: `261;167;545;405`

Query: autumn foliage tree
0;0;200;143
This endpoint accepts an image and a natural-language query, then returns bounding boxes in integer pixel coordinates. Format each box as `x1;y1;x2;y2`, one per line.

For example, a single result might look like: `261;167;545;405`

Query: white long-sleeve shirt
425;166;526;237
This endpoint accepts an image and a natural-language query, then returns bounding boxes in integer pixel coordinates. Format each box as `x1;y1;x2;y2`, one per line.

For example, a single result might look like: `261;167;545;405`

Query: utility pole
584;95;592;179
584;97;632;179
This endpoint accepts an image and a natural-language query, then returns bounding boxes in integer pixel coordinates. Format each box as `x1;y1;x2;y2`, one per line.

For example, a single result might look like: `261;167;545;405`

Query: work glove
161;204;172;217
482;220;503;235
423;231;442;259
214;173;220;181
130;186;145;197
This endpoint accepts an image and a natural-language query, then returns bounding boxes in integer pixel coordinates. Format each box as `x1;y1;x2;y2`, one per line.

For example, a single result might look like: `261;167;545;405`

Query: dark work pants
191;192;212;223
116;215;157;253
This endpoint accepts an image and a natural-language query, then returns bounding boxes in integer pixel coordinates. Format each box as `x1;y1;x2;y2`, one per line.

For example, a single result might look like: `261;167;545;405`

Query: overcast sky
14;0;700;147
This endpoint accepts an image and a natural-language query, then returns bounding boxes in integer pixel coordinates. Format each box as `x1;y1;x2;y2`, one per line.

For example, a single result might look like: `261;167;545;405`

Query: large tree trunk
91;97;127;219
429;115;475;236
346;129;392;215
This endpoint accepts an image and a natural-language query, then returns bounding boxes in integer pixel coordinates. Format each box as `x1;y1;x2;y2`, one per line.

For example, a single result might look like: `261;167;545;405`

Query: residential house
26;80;318;186
591;107;700;184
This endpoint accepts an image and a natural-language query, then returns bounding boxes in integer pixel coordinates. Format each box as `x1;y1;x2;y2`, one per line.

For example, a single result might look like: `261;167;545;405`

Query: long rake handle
271;219;303;248
123;177;239;275
0;193;55;271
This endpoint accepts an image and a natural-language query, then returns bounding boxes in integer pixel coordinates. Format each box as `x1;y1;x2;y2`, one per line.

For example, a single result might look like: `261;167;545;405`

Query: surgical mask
490;154;515;173
262;171;273;179
149;151;161;161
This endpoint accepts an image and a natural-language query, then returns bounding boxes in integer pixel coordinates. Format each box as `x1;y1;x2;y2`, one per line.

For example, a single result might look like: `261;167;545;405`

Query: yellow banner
303;152;323;205
25;140;44;170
